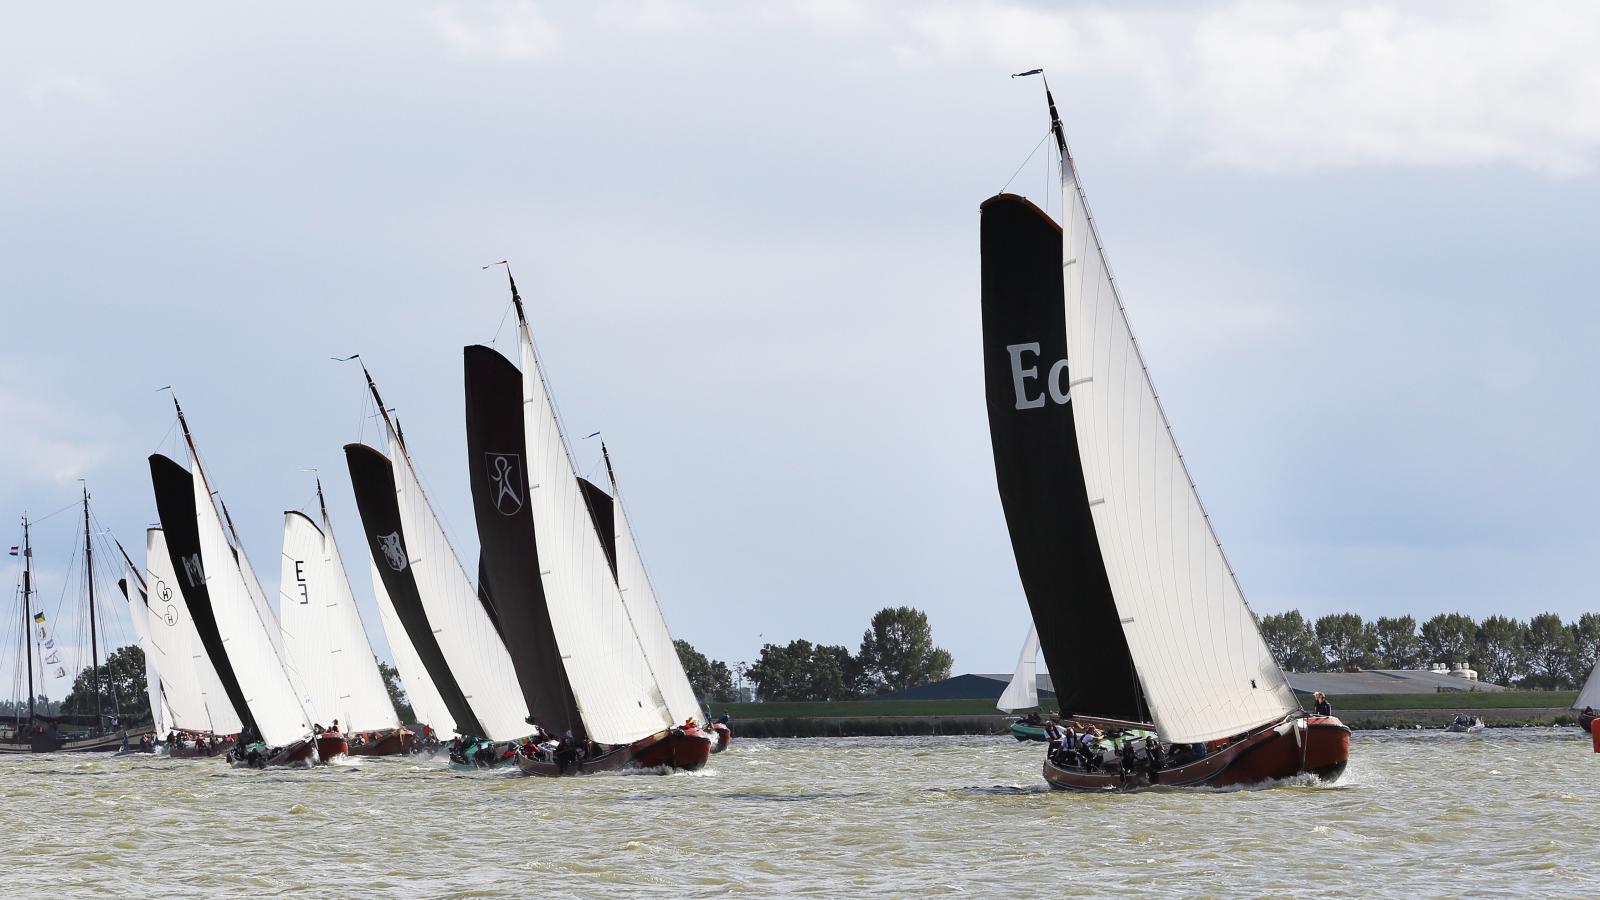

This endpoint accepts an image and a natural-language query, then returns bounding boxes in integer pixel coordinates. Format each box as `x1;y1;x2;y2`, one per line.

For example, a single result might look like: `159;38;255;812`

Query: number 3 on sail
981;73;1350;792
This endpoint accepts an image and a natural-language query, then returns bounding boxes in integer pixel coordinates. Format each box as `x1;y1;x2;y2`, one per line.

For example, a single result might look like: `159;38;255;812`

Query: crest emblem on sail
485;452;525;516
156;579;179;626
376;531;408;571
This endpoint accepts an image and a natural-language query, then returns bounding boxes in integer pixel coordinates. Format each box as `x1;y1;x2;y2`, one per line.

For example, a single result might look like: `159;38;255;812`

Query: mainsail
278;486;399;733
183;412;313;746
143;527;242;735
117;562;168;737
1576;663;1600;712
996;626;1040;713
980;191;1143;721
463;344;585;739
1049;84;1299;742
346;442;482;736
515;280;675;744
149;453;256;735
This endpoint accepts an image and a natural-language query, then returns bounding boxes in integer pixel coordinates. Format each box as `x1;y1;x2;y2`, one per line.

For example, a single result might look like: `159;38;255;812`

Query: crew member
1313;692;1332;716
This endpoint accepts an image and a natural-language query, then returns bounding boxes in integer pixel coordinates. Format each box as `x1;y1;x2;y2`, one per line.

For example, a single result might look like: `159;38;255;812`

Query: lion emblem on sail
377;531;409;572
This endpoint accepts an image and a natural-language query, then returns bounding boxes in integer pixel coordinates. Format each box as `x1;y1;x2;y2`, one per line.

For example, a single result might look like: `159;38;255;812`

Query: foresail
996;625;1040;713
121;563;169;736
387;426;529;741
1058;122;1299;743
611;478;705;726
192;467;311;745
520;322;674;744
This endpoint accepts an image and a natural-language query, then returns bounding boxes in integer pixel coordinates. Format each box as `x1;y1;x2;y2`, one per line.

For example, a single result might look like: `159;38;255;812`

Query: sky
2;1;1598;698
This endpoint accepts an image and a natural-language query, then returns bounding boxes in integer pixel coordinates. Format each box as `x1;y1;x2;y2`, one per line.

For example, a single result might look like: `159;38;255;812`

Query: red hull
710;723;732;754
316;734;349;762
1044;716;1350;792
347;731;413;756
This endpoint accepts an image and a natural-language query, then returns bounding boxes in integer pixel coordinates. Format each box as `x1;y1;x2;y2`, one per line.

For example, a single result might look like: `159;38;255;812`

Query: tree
376;659;414;723
1569;612;1600;687
1521;612;1575;689
1474;615;1525;687
856;607;953;694
1371;615;1423;669
674;639;736;704
1420;613;1478;667
1260;610;1322;672
61;645;148;723
746;640;865;701
1315;614;1374;670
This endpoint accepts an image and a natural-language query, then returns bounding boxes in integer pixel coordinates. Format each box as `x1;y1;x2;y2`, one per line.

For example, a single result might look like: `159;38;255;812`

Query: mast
22;516;34;724
83;483;101;729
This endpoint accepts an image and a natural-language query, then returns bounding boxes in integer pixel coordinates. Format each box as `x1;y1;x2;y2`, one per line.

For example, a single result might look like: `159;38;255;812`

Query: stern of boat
1302;715;1351;783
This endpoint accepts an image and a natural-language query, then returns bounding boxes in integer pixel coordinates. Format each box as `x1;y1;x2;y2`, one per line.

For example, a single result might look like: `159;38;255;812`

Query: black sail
980;192;1143;721
343;442;484;737
148;453;257;736
577;477;618;580
462;344;585;739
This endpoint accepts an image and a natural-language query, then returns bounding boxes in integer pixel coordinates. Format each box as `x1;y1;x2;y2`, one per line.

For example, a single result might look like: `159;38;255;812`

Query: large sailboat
2;491;136;754
464;273;711;776
342;366;530;770
148;397;316;766
982;78;1349;790
1574;663;1599;736
279;479;409;757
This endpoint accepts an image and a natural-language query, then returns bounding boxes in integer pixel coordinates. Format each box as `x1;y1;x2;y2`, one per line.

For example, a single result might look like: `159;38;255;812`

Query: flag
33;611;45;624
7;546;16;556
43;639;54;650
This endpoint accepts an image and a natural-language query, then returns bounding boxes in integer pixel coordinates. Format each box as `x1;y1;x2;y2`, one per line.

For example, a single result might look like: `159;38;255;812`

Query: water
4;730;1598;897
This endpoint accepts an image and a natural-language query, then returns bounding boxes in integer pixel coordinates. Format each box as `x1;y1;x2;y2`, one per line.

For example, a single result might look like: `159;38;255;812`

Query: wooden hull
0;727;152;754
710;723;732;754
315;734;350;762
514;742;636;777
347;731;412;756
630;728;713;772
230;739;316;768
1044;716;1350;792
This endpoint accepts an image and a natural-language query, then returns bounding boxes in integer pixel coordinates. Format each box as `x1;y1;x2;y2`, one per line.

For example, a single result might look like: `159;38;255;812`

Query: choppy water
4;729;1598;897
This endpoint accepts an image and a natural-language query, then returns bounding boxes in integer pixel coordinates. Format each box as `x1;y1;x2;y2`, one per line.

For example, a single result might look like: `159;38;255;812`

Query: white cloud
23;69;109;108
889;0;1600;175
427;1;561;61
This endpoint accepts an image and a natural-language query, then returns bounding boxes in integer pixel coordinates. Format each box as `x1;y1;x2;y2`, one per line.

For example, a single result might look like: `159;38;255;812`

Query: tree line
1260;610;1600;689
674;606;954;703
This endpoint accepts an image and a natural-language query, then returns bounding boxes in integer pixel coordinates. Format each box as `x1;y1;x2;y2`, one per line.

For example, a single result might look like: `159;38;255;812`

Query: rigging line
30;499;82;526
1000;126;1053;196
490;299;514;348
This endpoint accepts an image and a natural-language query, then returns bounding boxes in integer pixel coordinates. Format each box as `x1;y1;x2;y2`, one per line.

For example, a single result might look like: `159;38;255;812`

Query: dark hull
710;723;732;754
347;731;413;756
1043;717;1350;792
515;729;713;777
1578;711;1597;735
229;739;316;768
316;734;350;762
1011;723;1049;742
169;738;235;759
0;729;144;754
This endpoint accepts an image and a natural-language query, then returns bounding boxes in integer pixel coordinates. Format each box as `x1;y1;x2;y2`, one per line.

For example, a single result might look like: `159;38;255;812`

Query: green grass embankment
719;699;1055;719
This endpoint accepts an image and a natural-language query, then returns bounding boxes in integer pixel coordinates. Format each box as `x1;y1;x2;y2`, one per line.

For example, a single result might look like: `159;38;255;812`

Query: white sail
279;510;399;733
367;556;451;733
1059;130;1300;744
386;426;529;740
122;564;169;737
611;476;705;726
520;320;674;744
192;465;311;746
1576;663;1600;712
997;625;1040;713
144;528;241;735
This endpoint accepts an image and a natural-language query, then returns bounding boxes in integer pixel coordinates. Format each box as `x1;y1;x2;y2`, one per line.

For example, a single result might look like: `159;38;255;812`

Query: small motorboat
1010;720;1049;742
1444;715;1484;733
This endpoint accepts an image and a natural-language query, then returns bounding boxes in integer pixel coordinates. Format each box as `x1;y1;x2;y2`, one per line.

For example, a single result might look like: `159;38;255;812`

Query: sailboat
343;367;531;770
1574;663;1599;736
148;397;316;766
463;272;711;776
137;526;243;757
981;77;1349;790
2;488;140;753
997;626;1047;742
279;478;409;758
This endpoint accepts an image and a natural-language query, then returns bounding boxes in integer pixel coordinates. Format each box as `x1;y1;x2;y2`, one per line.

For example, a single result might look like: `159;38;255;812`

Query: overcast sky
3;2;1597;698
